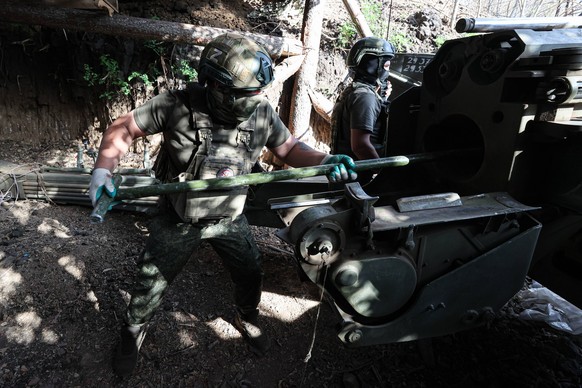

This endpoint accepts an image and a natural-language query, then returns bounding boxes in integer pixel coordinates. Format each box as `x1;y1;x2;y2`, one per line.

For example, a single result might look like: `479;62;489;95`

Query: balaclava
206;87;265;124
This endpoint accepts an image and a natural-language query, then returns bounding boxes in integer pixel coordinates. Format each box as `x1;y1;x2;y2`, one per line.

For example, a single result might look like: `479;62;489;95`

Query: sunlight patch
38;219;71;238
260;291;320;323
207;317;240;340
5;310;42;345
0;267;23;302
8;205;30;225
176;329;199;348
41;328;60;344
86;290;100;312
58;256;83;279
173;311;199;323
16;311;42;329
6;326;36;345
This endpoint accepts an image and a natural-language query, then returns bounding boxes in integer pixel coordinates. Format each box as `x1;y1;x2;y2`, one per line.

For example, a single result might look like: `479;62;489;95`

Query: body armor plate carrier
154;85;257;223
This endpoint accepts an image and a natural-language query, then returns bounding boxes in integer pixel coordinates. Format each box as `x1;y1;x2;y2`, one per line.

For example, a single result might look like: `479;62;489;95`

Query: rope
0;163;50;206
32;169;55;205
0;172;20;206
300;263;329;386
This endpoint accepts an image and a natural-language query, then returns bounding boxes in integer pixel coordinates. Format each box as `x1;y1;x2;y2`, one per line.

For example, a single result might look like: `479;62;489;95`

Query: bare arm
94;111;147;171
350;129;380;160
270;136;327;167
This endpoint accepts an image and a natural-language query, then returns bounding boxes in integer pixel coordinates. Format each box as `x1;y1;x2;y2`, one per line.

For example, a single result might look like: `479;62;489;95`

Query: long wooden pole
341;0;374;37
0;2;304;58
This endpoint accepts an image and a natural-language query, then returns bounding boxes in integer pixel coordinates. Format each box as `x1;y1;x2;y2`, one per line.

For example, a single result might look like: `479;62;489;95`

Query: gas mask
206;87;265;124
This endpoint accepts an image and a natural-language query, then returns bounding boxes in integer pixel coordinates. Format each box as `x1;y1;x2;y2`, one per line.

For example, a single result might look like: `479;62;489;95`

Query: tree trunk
0;1;303;58
287;0;325;138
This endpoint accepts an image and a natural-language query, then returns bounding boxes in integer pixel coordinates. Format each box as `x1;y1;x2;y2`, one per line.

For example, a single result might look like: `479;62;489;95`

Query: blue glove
321;154;357;183
89;168;117;207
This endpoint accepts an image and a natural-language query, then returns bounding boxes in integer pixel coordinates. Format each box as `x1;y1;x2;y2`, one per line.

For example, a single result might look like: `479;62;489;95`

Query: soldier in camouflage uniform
331;36;395;184
88;33;357;377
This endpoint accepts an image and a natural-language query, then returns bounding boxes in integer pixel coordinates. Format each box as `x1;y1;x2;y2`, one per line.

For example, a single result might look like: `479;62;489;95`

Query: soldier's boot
233;310;271;356
112;323;148;377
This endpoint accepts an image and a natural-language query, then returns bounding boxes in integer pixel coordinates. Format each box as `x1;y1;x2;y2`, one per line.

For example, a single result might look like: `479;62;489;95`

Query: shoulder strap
182;83;214;176
331;84;356;154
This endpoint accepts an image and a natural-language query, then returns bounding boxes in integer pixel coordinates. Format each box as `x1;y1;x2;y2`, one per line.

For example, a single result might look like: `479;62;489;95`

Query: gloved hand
89;168;117;207
321;154;357;183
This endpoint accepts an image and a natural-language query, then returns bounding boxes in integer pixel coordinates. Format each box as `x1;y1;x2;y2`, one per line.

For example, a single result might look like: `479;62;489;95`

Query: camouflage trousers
125;209;263;325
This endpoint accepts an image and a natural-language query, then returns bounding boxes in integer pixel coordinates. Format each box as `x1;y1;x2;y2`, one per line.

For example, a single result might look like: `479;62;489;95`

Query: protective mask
207;88;265;123
355;56;380;85
378;57;391;82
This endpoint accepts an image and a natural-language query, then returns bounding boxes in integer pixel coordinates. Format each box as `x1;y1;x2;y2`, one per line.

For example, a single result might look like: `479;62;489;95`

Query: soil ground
1;0;582;387
1;141;582;387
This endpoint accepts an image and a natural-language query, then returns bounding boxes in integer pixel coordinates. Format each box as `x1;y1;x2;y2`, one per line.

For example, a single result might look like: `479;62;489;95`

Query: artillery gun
248;17;582;346
2;17;581;348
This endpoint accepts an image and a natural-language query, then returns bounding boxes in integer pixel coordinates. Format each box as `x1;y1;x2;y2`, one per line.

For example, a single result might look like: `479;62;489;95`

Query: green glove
89;168;117;207
321;154;357;183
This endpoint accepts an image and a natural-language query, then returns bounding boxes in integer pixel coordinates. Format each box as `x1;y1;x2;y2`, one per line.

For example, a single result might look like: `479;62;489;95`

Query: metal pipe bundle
0;161;160;211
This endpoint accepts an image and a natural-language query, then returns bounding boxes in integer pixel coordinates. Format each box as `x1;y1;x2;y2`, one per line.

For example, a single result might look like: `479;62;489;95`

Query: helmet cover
198;33;274;91
347;37;396;68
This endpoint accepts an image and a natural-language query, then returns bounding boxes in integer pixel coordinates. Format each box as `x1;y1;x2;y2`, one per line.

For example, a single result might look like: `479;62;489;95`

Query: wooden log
40;0;119;16
0;2;304;58
341;0;373;37
272;55;305;89
308;89;334;124
287;0;325;136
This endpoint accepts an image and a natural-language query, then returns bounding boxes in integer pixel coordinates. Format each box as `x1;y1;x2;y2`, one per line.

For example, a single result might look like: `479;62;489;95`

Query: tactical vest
154;85;257;223
331;82;387;157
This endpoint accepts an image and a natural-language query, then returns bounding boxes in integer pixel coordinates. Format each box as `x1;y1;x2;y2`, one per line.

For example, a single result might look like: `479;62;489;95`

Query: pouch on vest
178;138;252;223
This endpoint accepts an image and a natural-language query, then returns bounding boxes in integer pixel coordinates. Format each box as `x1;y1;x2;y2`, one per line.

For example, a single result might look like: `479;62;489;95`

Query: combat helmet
198;33;274;91
347;37;396;68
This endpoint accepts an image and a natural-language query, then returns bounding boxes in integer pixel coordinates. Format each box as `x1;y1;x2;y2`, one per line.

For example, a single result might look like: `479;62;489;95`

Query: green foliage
83;64;99;86
144;40;166;56
336;0;387;49
338;23;357;48
83;54;154;100
176;60;198;82
81;38;195;102
434;35;447;48
128;71;153;91
361;0;385;38
389;32;413;53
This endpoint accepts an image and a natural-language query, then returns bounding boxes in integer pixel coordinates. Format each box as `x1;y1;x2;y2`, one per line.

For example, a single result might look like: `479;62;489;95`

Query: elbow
351;144;371;160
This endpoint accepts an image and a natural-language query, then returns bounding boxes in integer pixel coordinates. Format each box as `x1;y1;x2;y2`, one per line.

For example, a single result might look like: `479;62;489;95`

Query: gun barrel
455;17;582;33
